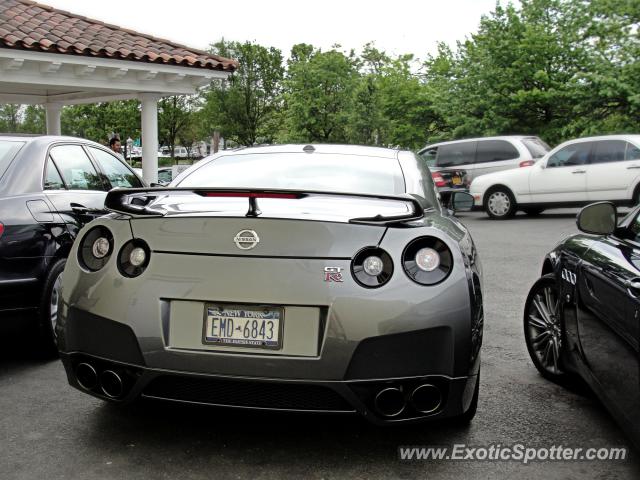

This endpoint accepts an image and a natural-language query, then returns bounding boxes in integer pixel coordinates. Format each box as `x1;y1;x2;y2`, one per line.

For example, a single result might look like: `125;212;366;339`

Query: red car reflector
202;192;300;199
431;172;446;188
519;160;535;167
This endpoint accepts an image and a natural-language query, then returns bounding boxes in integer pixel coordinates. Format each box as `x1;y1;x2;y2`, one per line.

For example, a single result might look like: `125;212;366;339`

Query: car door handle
572;169;586;174
627;165;640;170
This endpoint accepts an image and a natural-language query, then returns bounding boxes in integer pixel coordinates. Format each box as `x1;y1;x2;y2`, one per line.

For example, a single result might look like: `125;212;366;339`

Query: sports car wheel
38;258;65;356
524;274;567;382
485;188;516;219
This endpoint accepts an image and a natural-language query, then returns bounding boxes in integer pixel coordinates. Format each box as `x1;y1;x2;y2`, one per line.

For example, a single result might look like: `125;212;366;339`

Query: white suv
470;134;640;219
418;136;550;183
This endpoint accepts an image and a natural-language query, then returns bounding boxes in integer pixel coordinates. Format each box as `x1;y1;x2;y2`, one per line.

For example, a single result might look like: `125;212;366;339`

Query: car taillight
432;172;446;187
351;247;393;288
519;160;535;167
402;237;453;285
78;226;114;272
0;222;4;238
117;239;151;278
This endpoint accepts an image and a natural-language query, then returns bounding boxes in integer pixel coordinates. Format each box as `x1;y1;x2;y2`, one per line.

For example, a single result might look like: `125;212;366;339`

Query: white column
45;103;62;135
140;93;160;185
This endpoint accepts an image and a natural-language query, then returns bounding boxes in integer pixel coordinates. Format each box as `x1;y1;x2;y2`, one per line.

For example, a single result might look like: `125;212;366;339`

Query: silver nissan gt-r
57;144;483;425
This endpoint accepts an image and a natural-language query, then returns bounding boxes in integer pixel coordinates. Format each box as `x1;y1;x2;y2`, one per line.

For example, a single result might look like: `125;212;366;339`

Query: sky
43;0;511;60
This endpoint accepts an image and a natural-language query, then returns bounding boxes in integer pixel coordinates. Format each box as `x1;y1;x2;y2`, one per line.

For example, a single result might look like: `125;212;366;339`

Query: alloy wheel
49;271;62;341
525;283;563;375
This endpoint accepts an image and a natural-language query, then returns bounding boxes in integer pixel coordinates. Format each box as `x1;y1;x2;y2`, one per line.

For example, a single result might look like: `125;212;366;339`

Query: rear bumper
60;351;479;425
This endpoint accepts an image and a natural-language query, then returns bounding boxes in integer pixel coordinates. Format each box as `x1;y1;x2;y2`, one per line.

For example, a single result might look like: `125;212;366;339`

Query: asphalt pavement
1;210;638;479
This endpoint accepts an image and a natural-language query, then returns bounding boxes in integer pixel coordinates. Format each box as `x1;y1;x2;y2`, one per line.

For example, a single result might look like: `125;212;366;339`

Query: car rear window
522;137;550;158
475;140;519;163
0;140;25;183
436;142;477;167
177;152;405;195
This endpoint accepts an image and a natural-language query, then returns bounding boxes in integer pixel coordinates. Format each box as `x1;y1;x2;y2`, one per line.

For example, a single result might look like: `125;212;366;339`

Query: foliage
201;40;285;146
2;0;639;149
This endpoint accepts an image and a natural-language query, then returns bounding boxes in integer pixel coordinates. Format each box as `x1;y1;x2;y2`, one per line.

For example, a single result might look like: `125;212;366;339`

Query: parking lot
1;210;638;479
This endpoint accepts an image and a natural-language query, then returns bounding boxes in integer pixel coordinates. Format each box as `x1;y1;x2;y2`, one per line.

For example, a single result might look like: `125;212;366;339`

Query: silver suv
418;136;550;183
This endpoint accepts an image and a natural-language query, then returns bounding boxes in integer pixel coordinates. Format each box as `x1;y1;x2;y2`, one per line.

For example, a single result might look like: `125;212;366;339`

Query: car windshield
522;137;550;158
0;140;26;183
177;152;406;196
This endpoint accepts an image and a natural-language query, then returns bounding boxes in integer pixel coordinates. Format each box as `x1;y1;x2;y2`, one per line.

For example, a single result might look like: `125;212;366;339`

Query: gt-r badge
324;266;344;282
234;230;260;250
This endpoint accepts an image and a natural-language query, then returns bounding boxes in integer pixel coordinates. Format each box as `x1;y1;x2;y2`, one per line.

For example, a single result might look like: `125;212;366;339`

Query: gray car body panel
57;144;483;423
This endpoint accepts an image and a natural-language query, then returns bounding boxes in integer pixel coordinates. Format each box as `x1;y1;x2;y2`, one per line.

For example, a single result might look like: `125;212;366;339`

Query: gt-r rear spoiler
104;187;426;225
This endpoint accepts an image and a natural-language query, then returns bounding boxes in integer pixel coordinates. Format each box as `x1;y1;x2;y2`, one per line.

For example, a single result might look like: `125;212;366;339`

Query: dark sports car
0;134;142;353
524;201;640;446
57;144;483;424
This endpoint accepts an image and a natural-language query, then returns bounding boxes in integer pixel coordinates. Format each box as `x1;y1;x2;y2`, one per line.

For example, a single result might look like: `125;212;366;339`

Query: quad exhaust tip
75;363;98;390
99;370;124;399
374;387;406;417
410;384;442;414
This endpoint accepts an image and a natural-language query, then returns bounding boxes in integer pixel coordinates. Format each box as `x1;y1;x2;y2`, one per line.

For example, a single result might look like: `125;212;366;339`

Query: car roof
225;144;402;159
419;135;539;152
560;134;640;144
0;134;109;148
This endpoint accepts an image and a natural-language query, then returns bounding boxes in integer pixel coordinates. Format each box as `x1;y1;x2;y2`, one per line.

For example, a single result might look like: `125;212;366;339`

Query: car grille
142;375;354;412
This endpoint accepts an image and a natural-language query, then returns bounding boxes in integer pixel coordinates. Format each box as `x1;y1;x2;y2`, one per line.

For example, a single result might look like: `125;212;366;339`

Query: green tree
158;95;195;155
0;104;21;132
282;45;358;143
62;100;140;144
201;40;284;146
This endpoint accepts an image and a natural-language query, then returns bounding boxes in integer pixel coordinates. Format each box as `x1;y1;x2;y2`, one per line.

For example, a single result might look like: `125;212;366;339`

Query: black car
0;135;143;353
524;202;640;447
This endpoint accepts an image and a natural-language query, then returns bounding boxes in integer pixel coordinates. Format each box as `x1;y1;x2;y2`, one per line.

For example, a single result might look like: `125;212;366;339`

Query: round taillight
402;237;453;285
78;226;114;272
351;247;393;288
117;239;151;278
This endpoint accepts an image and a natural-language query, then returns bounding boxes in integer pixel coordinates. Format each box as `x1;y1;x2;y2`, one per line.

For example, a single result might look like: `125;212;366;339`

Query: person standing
109;136;122;156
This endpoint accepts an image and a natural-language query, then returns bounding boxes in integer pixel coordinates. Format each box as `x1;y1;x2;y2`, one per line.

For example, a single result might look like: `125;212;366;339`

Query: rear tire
37;258;65;357
484;188;516;219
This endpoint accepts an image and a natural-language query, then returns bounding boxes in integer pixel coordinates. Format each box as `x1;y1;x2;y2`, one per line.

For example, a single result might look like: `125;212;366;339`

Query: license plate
452;176;462;185
202;304;283;349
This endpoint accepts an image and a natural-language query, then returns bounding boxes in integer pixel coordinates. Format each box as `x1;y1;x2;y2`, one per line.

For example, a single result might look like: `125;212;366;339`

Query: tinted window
592;140;626;164
475;140;519;163
49;145;104;191
44;157;65;190
547;142;592;168
436;142;476;167
88;147;142;188
0;140;25;182
177;153;405;195
625;142;640;161
522;137;550;158
419;148;437;168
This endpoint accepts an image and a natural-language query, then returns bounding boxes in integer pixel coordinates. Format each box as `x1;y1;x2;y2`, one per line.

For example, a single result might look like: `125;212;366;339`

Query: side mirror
451;191;474;212
577;202;617;235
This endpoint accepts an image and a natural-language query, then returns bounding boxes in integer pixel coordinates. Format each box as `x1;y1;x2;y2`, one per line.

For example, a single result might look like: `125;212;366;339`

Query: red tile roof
0;0;237;71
